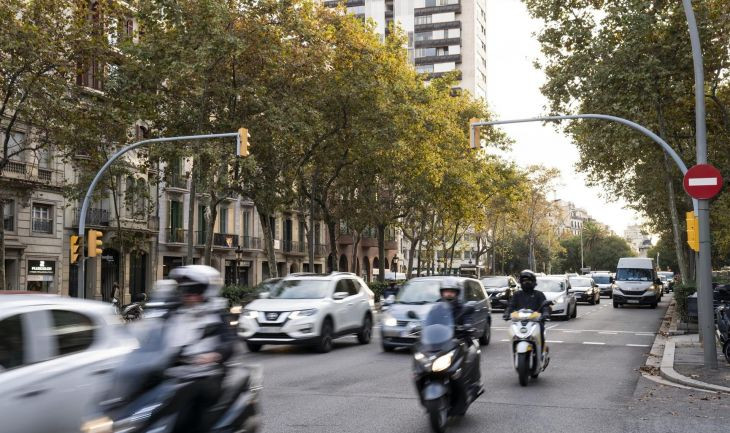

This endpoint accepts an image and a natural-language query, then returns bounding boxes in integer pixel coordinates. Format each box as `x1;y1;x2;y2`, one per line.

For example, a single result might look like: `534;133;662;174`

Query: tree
523;0;730;284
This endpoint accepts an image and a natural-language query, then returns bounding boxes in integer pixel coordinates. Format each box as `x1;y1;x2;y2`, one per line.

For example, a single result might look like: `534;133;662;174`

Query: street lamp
392;254;399;279
235;245;244;286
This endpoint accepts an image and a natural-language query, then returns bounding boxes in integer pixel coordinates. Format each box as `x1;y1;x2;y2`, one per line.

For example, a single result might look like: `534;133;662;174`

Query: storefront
27;259;56;293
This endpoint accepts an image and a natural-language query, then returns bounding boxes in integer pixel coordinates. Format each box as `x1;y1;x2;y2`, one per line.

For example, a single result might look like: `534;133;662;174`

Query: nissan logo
266;312;278;321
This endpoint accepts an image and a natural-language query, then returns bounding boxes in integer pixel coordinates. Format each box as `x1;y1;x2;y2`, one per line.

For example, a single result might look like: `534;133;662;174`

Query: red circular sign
683;164;723;199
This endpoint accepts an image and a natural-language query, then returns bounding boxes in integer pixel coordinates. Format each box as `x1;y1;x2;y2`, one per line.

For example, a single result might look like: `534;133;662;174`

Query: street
240;296;726;433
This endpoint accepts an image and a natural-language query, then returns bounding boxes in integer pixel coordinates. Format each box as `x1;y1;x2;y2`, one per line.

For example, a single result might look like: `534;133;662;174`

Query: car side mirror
333;291;349;300
384;294;396;305
258;291;270;299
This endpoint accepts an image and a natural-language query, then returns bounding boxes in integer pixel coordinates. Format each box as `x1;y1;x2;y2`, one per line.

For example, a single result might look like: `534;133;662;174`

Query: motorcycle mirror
407;310;419;320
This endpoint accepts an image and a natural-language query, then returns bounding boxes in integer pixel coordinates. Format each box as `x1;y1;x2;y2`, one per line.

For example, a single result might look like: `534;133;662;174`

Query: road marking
626;344;650;347
582;342;605;345
635;333;655;336
546;340;563;343
598;331;618;335
546;324;560;330
500;339;510;342
562;330;581;333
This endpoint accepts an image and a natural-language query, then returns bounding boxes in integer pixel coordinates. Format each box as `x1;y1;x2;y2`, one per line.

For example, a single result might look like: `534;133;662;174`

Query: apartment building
323;0;489;99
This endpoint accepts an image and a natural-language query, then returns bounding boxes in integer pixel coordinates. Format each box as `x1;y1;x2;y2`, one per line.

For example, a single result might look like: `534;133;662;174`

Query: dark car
569;276;600;305
480;275;517;310
380;276;492;351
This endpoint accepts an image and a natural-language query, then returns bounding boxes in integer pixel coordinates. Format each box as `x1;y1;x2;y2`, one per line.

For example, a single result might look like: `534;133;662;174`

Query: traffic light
87;229;103;257
70;235;81;264
686;211;699;252
469;118;481;149
237;127;250;157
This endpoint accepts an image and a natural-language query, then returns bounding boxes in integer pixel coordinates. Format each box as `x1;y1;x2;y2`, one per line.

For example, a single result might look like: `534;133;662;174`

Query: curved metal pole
471;114;698;214
77;132;238;299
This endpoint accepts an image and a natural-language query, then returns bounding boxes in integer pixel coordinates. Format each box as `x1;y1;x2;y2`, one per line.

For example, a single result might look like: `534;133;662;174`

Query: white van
612;257;663;308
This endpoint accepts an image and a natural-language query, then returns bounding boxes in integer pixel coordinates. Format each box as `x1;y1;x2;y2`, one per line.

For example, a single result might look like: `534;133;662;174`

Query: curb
659;339;730;393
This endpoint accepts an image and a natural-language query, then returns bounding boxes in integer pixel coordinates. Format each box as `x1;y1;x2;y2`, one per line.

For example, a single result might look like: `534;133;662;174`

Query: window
416;64;434;73
31;203;53;233
481;41;486;52
135;178;146;215
424;0;459;6
415;15;432;25
50;310;95;355
243;210;251;237
3;200;14;232
415;32;434;41
345;279;360;296
3;131;26;162
169;200;183;229
0;314;25;370
467;282;486;301
220;206;228;234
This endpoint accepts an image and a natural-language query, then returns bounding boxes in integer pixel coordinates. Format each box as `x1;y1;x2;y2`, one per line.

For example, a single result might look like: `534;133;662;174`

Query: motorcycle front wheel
428;404;448;433
517;352;530;386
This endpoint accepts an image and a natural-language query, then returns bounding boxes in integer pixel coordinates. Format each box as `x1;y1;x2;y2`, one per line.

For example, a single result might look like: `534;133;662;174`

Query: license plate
627;300;640;304
259;326;281;333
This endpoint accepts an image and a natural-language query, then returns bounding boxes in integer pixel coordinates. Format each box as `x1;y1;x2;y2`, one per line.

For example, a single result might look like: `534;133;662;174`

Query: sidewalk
655;297;730;393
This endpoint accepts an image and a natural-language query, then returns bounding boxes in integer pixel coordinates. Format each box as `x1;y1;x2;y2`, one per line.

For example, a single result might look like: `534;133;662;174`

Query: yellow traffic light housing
70;235;81;264
87;229;103;257
469;118;481;149
686;211;699;252
237;127;250;157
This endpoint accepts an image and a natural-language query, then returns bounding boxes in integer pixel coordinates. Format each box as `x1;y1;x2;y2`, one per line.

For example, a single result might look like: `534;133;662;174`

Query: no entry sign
683;164;723;199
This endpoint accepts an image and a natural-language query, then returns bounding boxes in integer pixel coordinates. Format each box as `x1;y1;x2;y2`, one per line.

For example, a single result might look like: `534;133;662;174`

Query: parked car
658;271;675;292
536;276;577;320
659;275;671;294
612;257;663;308
569;276;601;305
480;275;517;310
380;276;492;351
237;272;375;353
591;272;615;298
0;293;137;433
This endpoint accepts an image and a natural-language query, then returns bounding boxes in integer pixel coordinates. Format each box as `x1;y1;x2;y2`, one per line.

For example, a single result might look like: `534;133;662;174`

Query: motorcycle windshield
420;302;455;352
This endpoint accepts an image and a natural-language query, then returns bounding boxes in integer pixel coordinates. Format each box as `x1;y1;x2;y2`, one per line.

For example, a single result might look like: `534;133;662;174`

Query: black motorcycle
82;317;262;433
113;292;147;322
412;302;482;433
716;286;730;363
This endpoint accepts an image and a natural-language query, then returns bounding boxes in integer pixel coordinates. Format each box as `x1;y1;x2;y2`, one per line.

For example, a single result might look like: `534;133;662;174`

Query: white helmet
168;265;223;299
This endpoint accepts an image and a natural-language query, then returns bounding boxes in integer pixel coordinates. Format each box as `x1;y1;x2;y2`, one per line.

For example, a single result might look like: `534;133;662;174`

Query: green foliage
220;285;257;308
368;281;391;302
674;283;697;323
647;235;682;273
556;221;634;273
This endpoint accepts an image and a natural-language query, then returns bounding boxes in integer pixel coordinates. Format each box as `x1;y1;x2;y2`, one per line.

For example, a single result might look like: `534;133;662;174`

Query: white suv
238;273;375;353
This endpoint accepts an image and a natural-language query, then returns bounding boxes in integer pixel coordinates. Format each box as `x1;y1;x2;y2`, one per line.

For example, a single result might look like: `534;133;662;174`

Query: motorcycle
412;302;483;433
715;286;730;364
508;301;552;386
82;308;262;433
112;293;147;322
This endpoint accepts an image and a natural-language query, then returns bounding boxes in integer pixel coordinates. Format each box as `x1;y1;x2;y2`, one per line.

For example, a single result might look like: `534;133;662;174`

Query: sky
484;0;643;236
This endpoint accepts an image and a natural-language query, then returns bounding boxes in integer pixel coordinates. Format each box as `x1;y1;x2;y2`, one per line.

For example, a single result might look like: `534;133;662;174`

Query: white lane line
626;344;650;347
598;331;618;335
635;333;656;336
582;342;605;345
546;340;563;343
562;330;582;333
500;339;510;342
546;324;560;330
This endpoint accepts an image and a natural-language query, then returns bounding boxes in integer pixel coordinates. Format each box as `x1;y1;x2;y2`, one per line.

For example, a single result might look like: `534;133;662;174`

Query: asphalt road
241;294;729;433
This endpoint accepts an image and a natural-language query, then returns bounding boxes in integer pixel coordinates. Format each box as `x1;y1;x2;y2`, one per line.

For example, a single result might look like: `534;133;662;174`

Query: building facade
323;0;488;99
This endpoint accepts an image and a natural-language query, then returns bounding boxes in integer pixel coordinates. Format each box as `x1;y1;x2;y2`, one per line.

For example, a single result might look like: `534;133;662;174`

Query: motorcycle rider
503;269;551;347
166;265;238;433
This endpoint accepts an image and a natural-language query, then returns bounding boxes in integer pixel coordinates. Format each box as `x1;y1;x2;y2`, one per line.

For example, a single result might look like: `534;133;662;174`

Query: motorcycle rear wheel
517;352;529;386
428;405;448;433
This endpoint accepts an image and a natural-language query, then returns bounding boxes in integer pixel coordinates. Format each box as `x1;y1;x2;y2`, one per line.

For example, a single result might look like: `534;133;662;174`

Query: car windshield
592;275;611;284
616;268;652;281
659;272;674;279
660;276;667;281
481;277;509;288
536;278;565;292
270;279;330;299
397;280;444;304
569;277;592;287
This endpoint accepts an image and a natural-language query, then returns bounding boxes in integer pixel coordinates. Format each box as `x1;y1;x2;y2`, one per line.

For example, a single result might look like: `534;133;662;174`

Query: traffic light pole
77;132;239;299
682;0;717;368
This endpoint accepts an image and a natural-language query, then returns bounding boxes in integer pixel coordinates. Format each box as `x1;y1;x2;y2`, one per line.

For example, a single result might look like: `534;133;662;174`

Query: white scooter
508;301;552;386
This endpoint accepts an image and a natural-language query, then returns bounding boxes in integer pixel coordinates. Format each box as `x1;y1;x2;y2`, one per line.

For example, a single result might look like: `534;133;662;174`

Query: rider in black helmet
503;270;551;343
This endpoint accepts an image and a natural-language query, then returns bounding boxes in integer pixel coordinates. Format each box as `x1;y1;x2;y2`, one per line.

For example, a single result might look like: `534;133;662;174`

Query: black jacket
503;289;550;318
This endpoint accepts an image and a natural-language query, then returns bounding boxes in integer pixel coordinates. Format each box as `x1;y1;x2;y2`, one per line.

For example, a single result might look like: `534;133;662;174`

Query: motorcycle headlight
80;417;113;433
242;309;258;319
289;308;318;319
383;313;397;327
432;351;455;372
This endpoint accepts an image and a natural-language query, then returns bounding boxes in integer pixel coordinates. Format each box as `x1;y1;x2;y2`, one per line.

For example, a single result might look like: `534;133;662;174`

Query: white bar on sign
688;177;718;186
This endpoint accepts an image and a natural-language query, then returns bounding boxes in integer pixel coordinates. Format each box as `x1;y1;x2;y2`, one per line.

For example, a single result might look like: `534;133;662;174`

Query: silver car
0;294;137;433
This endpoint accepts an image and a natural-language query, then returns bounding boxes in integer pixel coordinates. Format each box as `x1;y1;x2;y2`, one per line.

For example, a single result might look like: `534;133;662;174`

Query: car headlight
383;314;397;327
556;296;565;304
432;351;455;372
80;417;113;433
241;309;258;319
230;305;242;315
289;308;318;319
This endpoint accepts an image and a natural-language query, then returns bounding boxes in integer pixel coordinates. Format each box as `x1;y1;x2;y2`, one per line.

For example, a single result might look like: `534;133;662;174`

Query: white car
238;272;375;353
0;294;137;433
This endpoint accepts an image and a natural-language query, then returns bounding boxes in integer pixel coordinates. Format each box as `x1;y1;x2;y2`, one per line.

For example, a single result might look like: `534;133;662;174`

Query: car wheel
246;342;262;353
613;302;619;308
571;303;577;319
479;322;491;346
357;314;372;344
382;342;395;352
651;303;658;309
596;294;601;304
589;295;596;305
609;292;613;299
316;319;334;353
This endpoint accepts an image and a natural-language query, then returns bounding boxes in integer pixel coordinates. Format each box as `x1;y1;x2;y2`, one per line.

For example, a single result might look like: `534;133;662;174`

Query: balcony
415;1;461;16
241;236;263;249
196;231;239;248
3;161;27;175
414;20;461;33
414;37;461;49
31;218;53;234
415;54;461;66
38;168;52;183
73;208;110;227
323;0;364;6
282;240;306;255
165;173;188;190
165;228;187;244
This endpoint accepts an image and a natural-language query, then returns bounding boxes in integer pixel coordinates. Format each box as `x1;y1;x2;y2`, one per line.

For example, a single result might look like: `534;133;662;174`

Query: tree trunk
0;201;5;290
203;200;218;266
407;237;418;280
447;224;460;273
258;210;278;278
377;224;386;282
309;171;316;271
416;238;422;277
351;231;361;275
327;220;338;273
187;160;196;265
